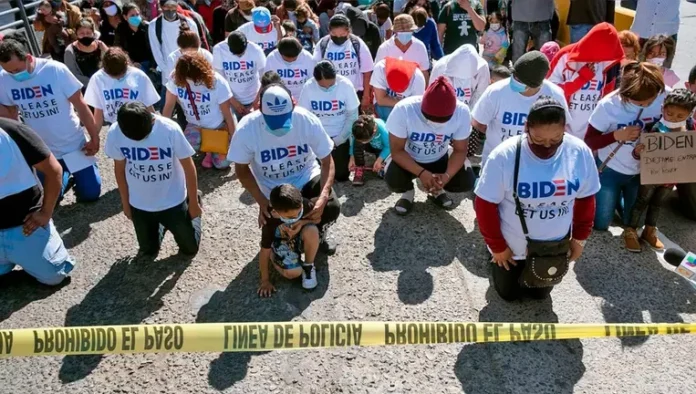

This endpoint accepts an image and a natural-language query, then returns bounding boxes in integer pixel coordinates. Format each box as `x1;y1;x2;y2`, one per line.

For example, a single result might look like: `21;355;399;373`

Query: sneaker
301;264;317;290
641;225;664;250
622;228;642;253
320;231;338;256
201;153;213;168
352;167;365;186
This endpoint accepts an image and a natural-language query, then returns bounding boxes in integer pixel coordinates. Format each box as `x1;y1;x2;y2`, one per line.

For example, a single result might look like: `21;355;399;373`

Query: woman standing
64;18;108;86
475;97;600;301
163;52;237;169
584;62;666;246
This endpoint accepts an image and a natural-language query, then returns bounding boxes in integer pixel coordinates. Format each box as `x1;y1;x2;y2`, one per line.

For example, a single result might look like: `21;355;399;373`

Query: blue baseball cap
262;85;293;131
251;7;271;28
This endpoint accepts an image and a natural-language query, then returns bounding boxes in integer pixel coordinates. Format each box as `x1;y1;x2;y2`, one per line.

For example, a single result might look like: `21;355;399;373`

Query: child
105;102;202;258
349;114;391;186
282;20;296;37
641;34;679;88
687;65;696;95
489;64;511;84
626;89;696;252
258;184;320;296
295;4;319;52
481;11;509;68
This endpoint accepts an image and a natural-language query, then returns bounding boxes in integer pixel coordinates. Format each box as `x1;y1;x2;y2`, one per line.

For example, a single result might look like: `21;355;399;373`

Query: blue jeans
375;104;393;121
511;21;552;63
0;220;75;285
37;159;102;202
594;158;640;231
570;24;593;44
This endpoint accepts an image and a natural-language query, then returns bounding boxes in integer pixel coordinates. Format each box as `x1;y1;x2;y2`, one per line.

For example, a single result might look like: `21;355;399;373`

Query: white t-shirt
374;37;430;72
237;22;283;53
165;48;214;83
213;41;266;105
0;128;38;199
386;96;471;163
264;49;316;100
0;58;84;159
166;72;233;128
589;90;666;175
472;78;570;166
548;55;613;139
104;115;196;212
226;107;334;198
147;15;199;84
364;11;392;40
370;59;426;103
84;67;161;123
297;75;360;143
475;134;600;259
312;36;374;91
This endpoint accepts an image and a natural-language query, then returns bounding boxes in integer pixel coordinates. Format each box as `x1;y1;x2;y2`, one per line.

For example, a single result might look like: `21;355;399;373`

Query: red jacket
195;0;222;32
547;22;624;104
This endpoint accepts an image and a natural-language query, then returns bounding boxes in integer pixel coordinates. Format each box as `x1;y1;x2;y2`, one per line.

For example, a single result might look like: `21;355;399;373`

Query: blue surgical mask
396;32;413;44
265;124;292;137
319;83;337;93
624;101;644;113
509;77;527;93
279;206;303;224
10;69;32;82
128;15;142;26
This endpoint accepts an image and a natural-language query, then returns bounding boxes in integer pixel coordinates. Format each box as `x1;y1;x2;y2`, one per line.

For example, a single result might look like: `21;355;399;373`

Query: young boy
627;89;696;252
105;102;202;257
688;65;696;121
349;114;391;186
490;64;512;84
258;184;320;296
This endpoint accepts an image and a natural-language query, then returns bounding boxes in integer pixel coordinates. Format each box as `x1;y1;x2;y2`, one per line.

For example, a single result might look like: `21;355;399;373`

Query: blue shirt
350;118;391;160
414;18;444;61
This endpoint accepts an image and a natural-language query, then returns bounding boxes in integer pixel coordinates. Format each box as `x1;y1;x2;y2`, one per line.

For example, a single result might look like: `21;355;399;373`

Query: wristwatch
572;239;587;247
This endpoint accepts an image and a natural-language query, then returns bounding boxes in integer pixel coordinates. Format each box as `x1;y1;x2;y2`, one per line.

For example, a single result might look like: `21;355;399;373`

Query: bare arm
93;108;104;130
464;2;486;32
69;90;100;155
444;138;468;179
162;91;178;119
390;134;425;176
0;105;19;121
113;159;131;217
180;156;200;212
437;24;446;47
318;154;335;201
235;163;268;207
33;155;62;217
220;100;237;137
373;87;400;107
471;119;488;134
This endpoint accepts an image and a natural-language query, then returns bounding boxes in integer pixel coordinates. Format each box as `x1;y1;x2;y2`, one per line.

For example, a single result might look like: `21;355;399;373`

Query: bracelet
417;169;426;178
443;173;451;180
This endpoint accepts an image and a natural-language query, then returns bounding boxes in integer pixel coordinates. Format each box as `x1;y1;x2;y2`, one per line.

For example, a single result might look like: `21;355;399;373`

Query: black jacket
344;6;382;59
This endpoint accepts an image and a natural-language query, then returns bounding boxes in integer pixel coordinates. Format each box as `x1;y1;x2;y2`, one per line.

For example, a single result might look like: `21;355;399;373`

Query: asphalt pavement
2;1;696;393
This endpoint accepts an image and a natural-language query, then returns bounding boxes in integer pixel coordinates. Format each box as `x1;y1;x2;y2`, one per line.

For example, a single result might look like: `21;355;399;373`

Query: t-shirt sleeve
471;87;497;126
343;81;360;111
588;100;612;133
312;41;323;62
216;75;234;104
57;62;83;98
374;43;386;65
212;47;223;72
83;76;102;109
0;80;12;106
1;120;51;166
474;151;507;204
257;45;268;71
104;125;125;160
416;44;430;71
297;84;311;110
412;69;426;95
437;4;449;24
577;144;601;198
165;79;178;95
358;40;375;73
452;106;472;141
140;72;162;107
385;103;408;138
369;63;387;89
306;113;334;159
226;121;254;163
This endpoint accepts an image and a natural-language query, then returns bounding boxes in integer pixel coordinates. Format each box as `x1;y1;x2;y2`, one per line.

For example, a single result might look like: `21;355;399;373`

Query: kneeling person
105;102;202;257
385;76;476;214
258;183;321;296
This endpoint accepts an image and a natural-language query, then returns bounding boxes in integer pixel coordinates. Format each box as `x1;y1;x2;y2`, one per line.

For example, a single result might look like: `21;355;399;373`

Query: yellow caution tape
0;322;694;357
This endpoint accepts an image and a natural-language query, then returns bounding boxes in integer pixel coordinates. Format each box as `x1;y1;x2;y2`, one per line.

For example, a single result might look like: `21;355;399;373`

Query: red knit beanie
421;76;456;122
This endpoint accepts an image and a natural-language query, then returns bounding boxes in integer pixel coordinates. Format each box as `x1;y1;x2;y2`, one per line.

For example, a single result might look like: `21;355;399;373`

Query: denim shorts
0;220;75;285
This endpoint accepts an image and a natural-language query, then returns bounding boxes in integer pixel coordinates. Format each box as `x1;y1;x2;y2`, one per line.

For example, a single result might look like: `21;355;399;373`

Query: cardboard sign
640;132;696;185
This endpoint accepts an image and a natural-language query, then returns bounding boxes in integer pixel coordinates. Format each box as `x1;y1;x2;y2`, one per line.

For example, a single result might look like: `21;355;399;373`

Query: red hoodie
547;23;625;104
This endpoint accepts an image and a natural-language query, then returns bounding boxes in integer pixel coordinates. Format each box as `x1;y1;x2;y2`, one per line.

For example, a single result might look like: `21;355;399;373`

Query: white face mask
104;5;118;16
489;23;501;31
648;57;666;67
659;118;686;130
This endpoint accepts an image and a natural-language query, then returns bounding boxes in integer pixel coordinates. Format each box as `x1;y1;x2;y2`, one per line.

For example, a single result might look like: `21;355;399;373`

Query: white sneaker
301;264;317;290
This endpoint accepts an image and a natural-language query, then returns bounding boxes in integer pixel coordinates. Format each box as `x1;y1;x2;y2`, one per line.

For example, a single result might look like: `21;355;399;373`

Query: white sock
430;189;452;207
396;190;415;213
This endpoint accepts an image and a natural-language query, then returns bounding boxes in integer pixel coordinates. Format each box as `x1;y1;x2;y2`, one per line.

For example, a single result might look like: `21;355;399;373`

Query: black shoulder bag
512;136;571;288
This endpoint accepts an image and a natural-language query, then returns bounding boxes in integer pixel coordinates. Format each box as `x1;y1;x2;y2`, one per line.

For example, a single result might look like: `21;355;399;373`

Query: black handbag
512;136;571;288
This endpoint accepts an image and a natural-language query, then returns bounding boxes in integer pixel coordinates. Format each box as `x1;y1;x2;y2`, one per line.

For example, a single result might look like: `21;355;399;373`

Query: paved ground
2;1;696;393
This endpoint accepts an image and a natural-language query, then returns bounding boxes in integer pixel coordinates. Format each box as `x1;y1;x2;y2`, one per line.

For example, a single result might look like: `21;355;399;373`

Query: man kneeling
258;184;320;297
105;102;202;257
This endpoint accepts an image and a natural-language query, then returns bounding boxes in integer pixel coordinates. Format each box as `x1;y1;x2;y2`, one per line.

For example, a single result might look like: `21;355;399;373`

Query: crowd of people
0;0;695;302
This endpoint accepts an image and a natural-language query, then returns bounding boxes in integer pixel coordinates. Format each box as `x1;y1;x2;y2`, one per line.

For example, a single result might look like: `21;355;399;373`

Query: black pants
131;200;201;256
491;259;554;301
385;154;475;193
628;185;672;228
301;175;341;233
332;140;351;182
354;143;381;167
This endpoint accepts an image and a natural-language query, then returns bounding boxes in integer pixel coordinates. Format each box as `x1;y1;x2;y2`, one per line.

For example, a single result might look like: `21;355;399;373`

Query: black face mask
527;134;563;159
330;35;348;45
78;37;95;46
163;10;178;21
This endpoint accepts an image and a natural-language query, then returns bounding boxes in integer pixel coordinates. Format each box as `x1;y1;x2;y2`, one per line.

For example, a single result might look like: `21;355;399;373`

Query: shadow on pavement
333;179;392;218
367;207;479;305
456;286;585;394
197;165;235;196
58;254;193;383
0;271;71;323
53;189;122;249
196;254;330;390
574;228;696;348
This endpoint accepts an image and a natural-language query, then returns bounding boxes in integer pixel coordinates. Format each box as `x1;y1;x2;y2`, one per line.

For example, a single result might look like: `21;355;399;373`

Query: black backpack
317;34;362;69
155;13;212;51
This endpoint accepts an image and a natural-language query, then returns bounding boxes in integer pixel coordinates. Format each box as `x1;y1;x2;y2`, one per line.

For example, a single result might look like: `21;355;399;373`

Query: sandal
428;193;454;210
394;198;413;216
